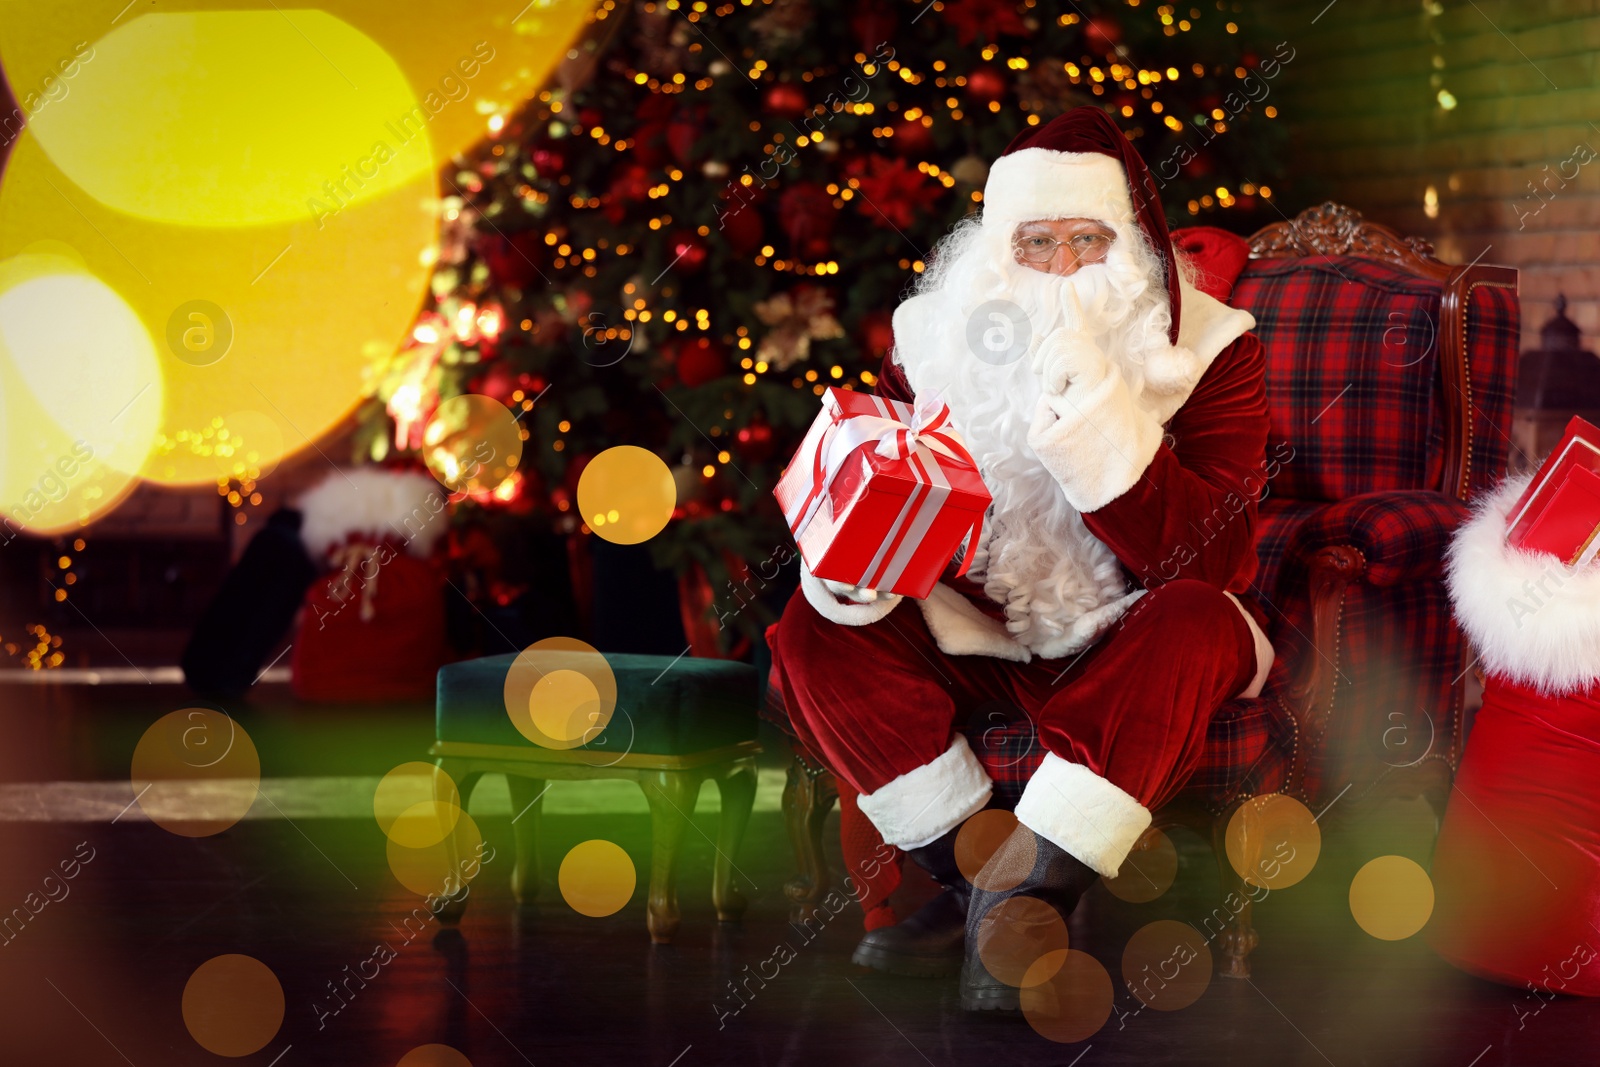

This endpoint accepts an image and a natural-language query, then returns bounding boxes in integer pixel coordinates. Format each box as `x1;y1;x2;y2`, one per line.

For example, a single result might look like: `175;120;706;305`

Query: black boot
960;823;1101;1012
851;827;970;977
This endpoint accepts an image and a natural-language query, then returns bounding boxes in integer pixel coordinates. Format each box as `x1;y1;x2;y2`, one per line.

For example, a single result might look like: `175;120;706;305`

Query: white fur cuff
1026;365;1165;513
1446;473;1600;695
1014;752;1152;878
799;563;901;626
857;735;993;849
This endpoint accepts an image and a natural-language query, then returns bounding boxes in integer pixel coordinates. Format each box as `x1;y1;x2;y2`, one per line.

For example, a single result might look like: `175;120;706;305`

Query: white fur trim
297;467;450;561
982;148;1136;230
1446;473;1600;695
1225;592;1274;699
799;562;901;626
1026;357;1166;513
1014;751;1152;878
916;583;1033;662
856;735;993;849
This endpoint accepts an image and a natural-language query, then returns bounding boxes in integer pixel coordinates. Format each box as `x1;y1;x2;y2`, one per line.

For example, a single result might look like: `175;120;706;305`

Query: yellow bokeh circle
1020;949;1114;1043
529;669;604;747
955;809;1032;892
576;445;676;544
1121;920;1213;1010
0;133;435;487
374;762;461;841
559;839;637;917
1225;793;1321;890
1103;828;1178;904
1350;855;1435;941
502;637;617;750
386;807;483;897
130;708;260;837
0;255;161;534
975;895;1070;989
422;394;523;495
181;954;284;1057
397;1045;472;1067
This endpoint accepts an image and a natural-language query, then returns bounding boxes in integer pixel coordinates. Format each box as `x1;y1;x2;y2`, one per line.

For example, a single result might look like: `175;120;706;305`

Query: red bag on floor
290;468;451;703
291;540;448;702
1436;473;1600;995
1429;678;1600;997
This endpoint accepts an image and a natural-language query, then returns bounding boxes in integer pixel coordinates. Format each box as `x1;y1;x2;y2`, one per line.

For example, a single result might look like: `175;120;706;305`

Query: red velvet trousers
773;578;1258;811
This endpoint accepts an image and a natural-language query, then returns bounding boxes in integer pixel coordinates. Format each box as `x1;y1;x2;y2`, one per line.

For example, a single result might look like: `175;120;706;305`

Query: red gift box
1506;416;1600;567
774;388;991;599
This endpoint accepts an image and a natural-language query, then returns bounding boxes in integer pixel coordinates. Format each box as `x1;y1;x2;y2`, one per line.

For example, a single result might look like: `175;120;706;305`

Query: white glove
1028;326;1112;401
820;577;900;607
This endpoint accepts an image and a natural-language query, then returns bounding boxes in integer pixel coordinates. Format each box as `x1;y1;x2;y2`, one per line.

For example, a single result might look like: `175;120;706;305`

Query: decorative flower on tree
944;0;1030;46
753;285;844;370
845;154;943;231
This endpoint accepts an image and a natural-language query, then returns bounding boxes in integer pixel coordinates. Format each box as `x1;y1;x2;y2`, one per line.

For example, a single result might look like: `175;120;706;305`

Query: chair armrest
1283;490;1469;589
1276;491;1469;780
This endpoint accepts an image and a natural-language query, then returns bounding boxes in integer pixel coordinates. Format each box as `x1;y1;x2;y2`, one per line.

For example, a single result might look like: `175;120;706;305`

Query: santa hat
983;106;1182;345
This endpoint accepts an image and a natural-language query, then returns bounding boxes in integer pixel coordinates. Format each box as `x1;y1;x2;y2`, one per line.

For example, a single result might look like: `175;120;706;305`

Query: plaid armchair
763;202;1520;977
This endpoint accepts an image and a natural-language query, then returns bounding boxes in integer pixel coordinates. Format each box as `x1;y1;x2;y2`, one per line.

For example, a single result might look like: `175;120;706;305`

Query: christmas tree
357;0;1288;648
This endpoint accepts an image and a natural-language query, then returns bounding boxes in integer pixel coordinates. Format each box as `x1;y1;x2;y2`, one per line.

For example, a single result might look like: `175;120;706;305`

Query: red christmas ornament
1086;15;1123;49
857;308;894;361
892;117;934;157
604;163;654;224
671;336;728;387
1183;152;1216;179
529;144;566;177
667;230;709;273
667;105;707;166
762;82;811;120
631;94;678;168
779;182;837;262
735;416;777;462
476;230;547;290
965;65;1008;104
609;163;653;202
850;1;898;52
719;196;765;256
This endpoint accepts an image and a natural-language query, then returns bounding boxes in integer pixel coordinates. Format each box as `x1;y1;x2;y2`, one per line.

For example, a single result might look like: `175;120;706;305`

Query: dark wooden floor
1;681;1594;1066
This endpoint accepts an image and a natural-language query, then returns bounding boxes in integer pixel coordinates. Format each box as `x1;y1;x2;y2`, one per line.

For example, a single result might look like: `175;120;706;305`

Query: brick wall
1259;0;1600;352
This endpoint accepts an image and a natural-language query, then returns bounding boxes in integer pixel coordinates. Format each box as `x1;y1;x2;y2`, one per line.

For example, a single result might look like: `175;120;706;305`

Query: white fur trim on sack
857;735;994;849
298;467;450;562
982;148;1136;231
1014;751;1152;878
1446;473;1600;695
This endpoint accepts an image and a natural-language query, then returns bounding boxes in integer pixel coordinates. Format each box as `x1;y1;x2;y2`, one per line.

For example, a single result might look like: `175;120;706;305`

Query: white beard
894;217;1181;658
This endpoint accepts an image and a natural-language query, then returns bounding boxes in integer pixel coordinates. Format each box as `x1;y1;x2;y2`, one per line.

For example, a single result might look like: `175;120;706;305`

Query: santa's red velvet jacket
803;274;1277;700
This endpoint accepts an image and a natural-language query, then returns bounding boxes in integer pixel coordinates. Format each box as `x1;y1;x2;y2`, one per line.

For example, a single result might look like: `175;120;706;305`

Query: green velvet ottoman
430;650;761;943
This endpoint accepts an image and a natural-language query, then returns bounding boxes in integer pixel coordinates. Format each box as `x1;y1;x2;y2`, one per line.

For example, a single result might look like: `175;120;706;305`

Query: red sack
290;541;448;702
1437;472;1600;995
289;467;452;703
1429;677;1600;997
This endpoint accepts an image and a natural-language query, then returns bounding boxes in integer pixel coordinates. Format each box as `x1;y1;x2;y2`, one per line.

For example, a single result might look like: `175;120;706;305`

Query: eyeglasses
1012;231;1115;266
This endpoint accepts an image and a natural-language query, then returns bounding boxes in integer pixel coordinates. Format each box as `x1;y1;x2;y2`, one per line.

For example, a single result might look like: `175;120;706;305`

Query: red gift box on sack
774;388;991;599
1505;415;1600;566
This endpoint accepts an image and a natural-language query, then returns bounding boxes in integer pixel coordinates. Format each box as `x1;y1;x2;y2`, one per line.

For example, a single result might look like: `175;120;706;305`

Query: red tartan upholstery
767;212;1520;926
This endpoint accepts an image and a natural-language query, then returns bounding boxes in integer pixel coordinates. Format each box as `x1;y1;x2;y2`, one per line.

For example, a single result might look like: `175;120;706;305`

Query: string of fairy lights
386;0;1277;523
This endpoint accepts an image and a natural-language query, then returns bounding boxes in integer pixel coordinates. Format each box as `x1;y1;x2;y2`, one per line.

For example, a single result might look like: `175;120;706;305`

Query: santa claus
771;106;1275;1011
